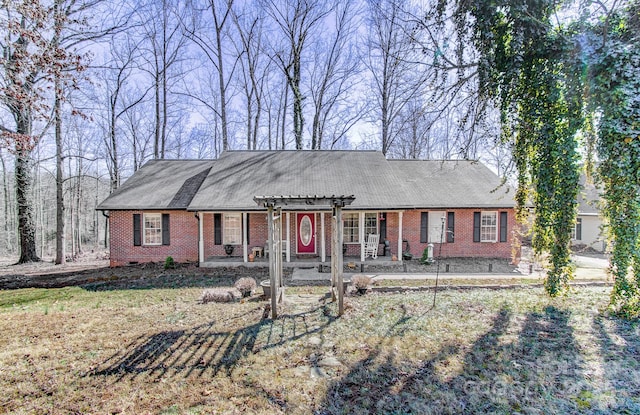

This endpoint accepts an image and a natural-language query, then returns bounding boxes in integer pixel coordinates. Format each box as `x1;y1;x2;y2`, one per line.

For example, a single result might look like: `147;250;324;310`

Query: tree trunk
15;146;40;263
0;149;13;254
55;81;65;264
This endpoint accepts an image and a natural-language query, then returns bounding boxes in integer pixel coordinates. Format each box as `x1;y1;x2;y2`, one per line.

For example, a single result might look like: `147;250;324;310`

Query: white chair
364;234;379;259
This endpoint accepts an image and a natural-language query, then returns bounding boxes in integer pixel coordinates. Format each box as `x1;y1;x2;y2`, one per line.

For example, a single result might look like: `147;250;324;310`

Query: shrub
420;247;434;265
352;275;371;290
164;256;175;270
234;277;257;297
200;288;236;303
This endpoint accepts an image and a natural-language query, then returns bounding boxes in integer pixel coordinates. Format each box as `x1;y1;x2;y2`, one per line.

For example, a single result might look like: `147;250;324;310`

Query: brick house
97;151;517;267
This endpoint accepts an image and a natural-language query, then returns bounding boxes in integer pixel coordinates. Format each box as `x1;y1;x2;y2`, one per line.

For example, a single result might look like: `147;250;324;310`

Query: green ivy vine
443;0;583;296
437;0;640;315
585;1;640;318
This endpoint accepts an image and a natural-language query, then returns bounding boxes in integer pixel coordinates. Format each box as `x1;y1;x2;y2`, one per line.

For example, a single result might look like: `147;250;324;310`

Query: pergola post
267;205;277;318
334;202;345;316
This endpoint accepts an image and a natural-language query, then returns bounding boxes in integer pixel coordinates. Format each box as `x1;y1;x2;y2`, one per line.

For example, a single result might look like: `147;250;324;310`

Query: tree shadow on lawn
593;315;640;413
318;306;592;414
91;303;337;383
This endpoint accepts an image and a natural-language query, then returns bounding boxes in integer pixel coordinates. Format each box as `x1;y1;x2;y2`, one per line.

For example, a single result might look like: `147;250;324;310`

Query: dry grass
0;283;638;414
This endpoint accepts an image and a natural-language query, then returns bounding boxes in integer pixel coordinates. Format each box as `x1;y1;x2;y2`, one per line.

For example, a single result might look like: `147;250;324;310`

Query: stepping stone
317;356;343;367
308;336;322;347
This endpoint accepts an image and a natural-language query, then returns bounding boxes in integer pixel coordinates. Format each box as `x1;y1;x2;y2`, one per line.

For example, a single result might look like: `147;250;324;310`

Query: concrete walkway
291;267;529;282
290;253;609;283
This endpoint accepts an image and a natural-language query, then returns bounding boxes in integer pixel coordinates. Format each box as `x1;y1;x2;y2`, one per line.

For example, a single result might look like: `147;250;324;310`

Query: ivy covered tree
585;0;640;317
438;0;584;296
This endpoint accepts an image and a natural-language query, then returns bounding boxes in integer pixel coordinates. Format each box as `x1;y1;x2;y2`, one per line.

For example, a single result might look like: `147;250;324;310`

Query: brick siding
108;210;199;267
108;208;517;265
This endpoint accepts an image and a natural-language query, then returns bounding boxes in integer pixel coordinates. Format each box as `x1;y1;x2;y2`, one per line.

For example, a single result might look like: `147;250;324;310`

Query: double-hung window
480;211;498;242
143;213;162;245
343;213;359;243
223;213;242;245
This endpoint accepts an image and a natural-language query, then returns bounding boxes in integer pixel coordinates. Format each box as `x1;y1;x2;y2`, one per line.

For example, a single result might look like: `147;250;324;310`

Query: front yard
0;282;638;414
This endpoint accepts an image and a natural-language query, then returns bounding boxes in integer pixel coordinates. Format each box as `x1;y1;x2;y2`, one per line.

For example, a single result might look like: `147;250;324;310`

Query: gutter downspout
196;212;204;266
100;210;109;249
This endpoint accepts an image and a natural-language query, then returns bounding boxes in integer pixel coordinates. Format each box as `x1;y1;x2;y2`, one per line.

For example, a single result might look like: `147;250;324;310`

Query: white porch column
359;211;365;261
320;212;326;262
242;212;248;262
198;212;204;264
397;211;403;263
286;212;291;262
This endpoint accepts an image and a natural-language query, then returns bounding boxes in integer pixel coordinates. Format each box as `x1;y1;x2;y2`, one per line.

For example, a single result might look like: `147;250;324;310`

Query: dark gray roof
97;159;215;210
98;151;515;211
188;151;412;210
389;159;515;208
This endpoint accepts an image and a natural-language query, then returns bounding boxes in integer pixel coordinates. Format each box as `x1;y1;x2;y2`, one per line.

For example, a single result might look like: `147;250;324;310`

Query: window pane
143;213;162;245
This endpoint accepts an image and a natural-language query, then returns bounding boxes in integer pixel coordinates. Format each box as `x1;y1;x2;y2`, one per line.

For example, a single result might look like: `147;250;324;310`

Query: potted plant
234;277;257;298
224;244;234;256
260;280;271;298
402;239;413;260
352;275;371;295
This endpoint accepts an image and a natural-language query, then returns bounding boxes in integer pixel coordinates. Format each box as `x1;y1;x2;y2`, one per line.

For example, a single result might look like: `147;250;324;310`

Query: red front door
297;213;315;254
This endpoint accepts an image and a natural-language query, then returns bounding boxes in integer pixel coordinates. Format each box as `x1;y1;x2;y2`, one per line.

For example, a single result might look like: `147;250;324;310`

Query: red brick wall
324;209;515;260
395;209;516;260
109;208;517;265
109;210;199;266
203;212;270;258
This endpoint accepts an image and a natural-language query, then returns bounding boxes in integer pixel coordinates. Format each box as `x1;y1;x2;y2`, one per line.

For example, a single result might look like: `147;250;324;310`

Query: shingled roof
97;151;515;211
97;160;214;210
389;159;514;208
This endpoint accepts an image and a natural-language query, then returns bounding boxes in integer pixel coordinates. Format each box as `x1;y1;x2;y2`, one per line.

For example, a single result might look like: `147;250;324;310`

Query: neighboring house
97;151;517;267
573;175;607;252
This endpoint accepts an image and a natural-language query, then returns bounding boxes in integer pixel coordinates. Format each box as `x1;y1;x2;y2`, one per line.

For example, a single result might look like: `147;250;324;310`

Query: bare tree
94;37;149;191
138;0;190;159
232;8;272;150
365;0;425;155
186;0;236;151
0;149;14;254
261;0;330;149
308;1;363;150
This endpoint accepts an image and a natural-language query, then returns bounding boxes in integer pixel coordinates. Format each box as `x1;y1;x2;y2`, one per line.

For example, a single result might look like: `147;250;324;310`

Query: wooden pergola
253;195;355;319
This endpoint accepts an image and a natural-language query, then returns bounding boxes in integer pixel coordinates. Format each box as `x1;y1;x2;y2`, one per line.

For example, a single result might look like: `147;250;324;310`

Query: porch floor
200;254;398;268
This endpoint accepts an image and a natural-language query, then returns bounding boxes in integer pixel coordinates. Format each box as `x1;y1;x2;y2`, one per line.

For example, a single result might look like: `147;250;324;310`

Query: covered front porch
195;210;406;266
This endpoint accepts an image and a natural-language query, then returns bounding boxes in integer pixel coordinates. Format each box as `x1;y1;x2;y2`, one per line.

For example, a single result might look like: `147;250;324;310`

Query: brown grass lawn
0;282;638;414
